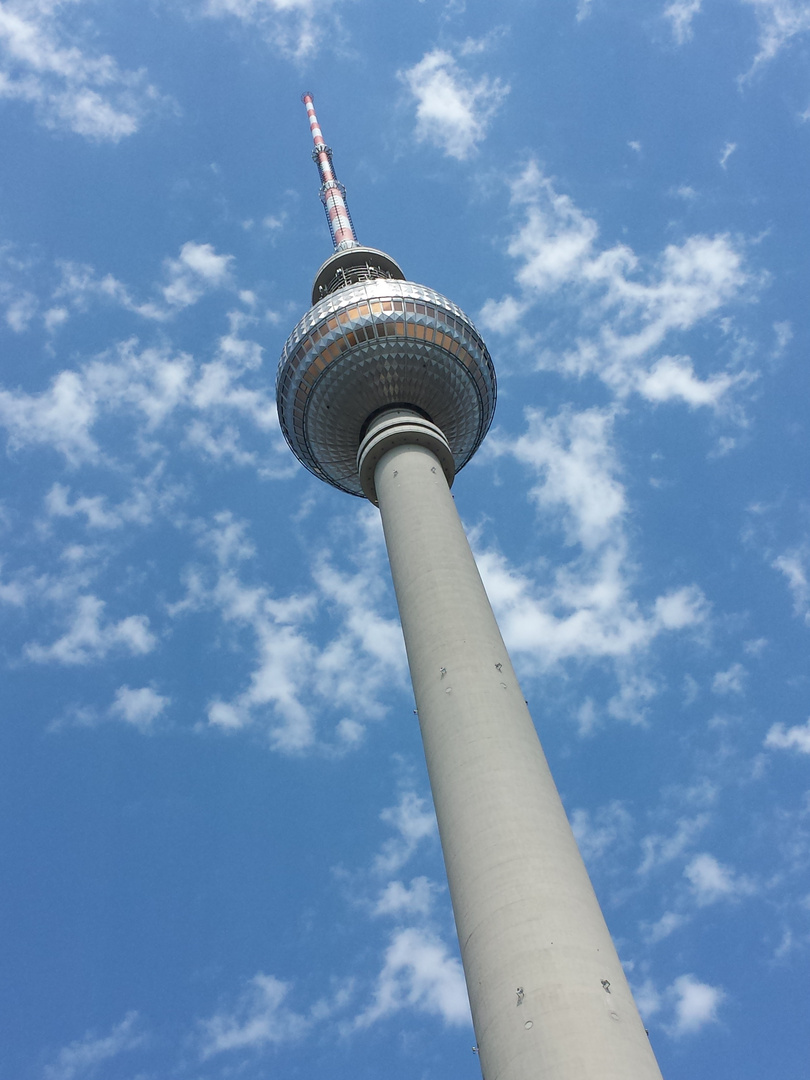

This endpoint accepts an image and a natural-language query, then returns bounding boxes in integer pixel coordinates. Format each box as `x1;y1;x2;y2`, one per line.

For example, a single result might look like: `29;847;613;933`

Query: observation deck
276;265;497;498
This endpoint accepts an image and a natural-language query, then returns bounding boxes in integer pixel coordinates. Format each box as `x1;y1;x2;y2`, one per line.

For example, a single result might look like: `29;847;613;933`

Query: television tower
277;94;664;1080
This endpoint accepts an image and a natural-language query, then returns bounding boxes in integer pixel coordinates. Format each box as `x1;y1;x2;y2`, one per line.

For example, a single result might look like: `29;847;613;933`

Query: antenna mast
302;92;358;252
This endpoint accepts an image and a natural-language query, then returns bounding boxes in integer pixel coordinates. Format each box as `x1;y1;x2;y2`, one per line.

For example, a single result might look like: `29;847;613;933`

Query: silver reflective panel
276;278;497;496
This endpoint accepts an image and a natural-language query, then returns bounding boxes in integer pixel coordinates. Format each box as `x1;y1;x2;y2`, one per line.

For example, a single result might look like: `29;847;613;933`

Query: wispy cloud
0;0;167;140
353;927;469;1029
684;852;756;905
773;547;810;623
667;973;726;1035
198;973;310;1058
171;510;405;753
0;314;280;471
373;876;438;919
571;800;634;862
53;241;235;324
638;972;726;1035
44;1010;144;1080
641;910;689;944
373;791;437;876
109;685;169;731
400;48;508;160
711;661;747;695
197;0;339;60
738;0;810;80
478;404;709;706
638;813;710;874
765;716;810;754
719;140;737;168
664;0;702;43
25;593;155;665
480;163;755;409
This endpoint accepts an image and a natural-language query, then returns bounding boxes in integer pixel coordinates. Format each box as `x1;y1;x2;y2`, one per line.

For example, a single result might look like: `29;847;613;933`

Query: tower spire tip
301;93;358;252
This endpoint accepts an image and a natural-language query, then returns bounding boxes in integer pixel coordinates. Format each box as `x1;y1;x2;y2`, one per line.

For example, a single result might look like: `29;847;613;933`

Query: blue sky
0;1;808;1077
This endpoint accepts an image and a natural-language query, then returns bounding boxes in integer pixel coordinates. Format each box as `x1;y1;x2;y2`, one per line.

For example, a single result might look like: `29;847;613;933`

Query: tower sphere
276;246;497;498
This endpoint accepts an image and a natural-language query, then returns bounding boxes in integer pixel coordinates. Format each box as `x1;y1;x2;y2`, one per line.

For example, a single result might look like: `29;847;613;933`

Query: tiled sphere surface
276;277;497;496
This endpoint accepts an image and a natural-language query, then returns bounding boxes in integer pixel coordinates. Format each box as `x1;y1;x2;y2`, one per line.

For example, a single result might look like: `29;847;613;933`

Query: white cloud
641;910;689;944
25;594;156;665
44;1010;144;1080
765;717;810;754
655;586;709;629
476;405;710;709
479;546;707;673
0;0;166;140
468;408;708;678
198;973;309;1058
673;184;698;200
638;813;710;874
495;406;625;550
335;717;365;745
354;927;469;1029
374;876;437;918
374;791;437;875
0;369;99;464
52;260;167;322
664;0;702;43
0;340;193;464
203;574;320;751
45;478;159;530
662;0;810;77
637;972;726;1035
162;242;233;308
719;140;737;168
0;320;280;470
684;852;756;905
400;49;508;160
198;0;335;60
479;163;754;408
607;671;659;723
4;288;36;331
311;554;408;716
571;800;633;862
171;512;405;753
474;406;709;676
667;973;725;1035
639;355;740;407
54;242;235;322
773;547;810;623
200;510;257;566
0;559;27;605
633;978;662;1021
738;0;810;79
712;662;746;695
109;685;169;731
44;304;68;332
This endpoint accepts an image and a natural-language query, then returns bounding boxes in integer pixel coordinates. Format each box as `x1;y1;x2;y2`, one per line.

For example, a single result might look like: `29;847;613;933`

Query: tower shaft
362;411;664;1080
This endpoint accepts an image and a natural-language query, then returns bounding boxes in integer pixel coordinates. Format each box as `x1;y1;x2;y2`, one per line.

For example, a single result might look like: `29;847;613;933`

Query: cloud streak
480;162;756;409
0;0;167;139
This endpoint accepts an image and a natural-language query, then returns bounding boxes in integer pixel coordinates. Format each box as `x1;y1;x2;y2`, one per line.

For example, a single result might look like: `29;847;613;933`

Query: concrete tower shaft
358;410;664;1080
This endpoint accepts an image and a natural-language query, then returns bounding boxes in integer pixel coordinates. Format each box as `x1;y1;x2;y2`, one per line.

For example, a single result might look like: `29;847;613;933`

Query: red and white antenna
302;92;358;252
